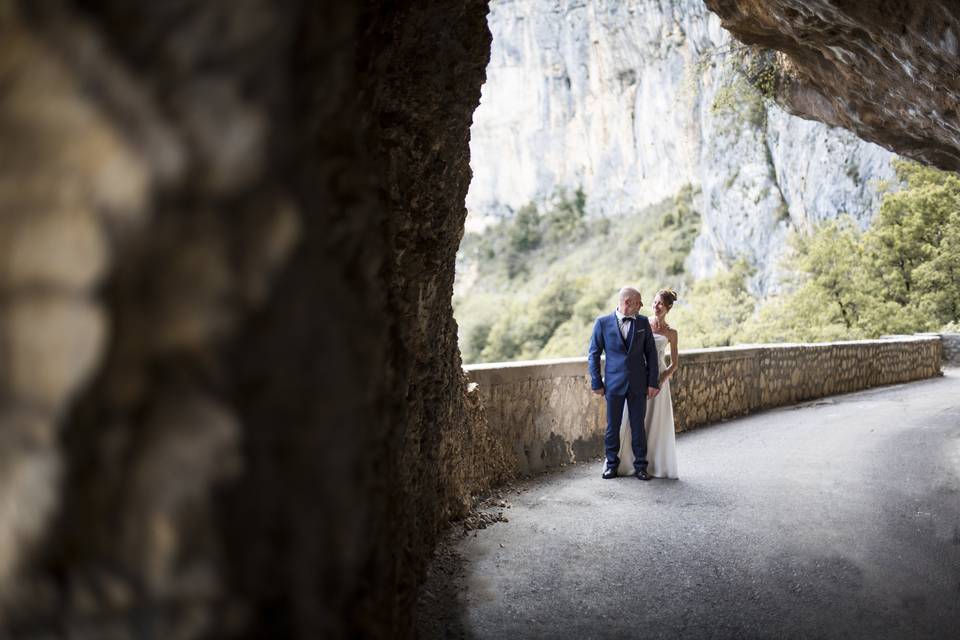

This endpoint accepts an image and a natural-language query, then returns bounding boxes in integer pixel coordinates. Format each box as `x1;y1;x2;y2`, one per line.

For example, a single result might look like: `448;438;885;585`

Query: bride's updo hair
656;288;678;308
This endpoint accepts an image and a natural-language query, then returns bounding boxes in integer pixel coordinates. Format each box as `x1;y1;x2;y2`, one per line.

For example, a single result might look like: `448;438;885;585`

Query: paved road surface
437;370;960;639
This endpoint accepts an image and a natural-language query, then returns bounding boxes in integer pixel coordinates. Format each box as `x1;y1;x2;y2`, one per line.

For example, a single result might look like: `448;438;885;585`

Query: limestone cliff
467;0;897;292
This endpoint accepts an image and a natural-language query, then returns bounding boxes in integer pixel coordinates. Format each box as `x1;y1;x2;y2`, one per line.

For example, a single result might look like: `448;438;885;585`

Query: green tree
544;187;588;245
476;274;589;362
746;160;960;342
792;218;875;332
670;259;756;348
508;203;543;253
744;217;912;342
867;160;960;325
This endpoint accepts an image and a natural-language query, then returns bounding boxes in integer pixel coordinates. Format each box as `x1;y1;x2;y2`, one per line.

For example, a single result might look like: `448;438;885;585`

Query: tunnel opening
0;1;957;639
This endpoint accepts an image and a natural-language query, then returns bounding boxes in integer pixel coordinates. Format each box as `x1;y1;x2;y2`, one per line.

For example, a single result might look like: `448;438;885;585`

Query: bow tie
621;316;635;322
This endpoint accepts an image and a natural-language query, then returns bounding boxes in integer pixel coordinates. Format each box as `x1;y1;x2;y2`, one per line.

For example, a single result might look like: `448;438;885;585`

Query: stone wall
465;359;604;474
466;336;942;471
940;333;960;366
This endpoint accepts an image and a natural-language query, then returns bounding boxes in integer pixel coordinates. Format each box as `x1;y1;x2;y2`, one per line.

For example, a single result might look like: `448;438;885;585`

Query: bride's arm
660;329;680;384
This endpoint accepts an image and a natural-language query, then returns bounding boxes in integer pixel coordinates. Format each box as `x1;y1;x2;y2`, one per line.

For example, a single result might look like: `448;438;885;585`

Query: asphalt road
440;369;960;639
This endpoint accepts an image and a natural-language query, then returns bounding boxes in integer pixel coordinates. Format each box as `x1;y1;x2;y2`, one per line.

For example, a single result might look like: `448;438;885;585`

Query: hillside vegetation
455;161;960;364
454;187;700;363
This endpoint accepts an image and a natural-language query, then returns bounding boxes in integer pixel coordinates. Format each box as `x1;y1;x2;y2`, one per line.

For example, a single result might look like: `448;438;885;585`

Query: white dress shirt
614;309;635;341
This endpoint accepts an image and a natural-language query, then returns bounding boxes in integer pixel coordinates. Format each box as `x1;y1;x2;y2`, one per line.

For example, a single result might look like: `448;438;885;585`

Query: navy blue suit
588;312;660;471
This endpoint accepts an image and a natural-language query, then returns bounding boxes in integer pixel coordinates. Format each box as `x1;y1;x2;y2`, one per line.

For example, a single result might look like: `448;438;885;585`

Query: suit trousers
604;388;647;470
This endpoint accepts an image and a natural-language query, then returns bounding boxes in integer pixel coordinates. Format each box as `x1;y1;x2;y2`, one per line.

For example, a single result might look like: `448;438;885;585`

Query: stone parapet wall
465;359;603;474
939;333;960;366
465;336;942;474
676;336;942;431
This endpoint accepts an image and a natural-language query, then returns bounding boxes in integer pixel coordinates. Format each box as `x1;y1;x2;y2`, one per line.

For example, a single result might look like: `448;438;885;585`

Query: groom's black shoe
602;467;617;479
635;469;651;481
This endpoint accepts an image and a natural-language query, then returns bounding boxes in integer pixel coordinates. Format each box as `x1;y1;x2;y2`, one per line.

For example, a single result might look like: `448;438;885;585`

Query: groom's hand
647;387;660;399
592;386;604;396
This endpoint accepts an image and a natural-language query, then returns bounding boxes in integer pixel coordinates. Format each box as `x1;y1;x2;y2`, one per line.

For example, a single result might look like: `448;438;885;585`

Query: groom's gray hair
618;286;641;300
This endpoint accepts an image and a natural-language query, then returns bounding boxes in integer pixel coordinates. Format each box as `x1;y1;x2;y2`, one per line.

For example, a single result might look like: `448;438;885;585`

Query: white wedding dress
617;333;679;478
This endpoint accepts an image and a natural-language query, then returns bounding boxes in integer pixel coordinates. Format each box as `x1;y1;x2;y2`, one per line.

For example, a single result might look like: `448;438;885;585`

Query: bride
617;289;680;478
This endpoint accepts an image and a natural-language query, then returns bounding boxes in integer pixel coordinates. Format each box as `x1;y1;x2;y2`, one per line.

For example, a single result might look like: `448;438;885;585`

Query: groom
588;287;660;480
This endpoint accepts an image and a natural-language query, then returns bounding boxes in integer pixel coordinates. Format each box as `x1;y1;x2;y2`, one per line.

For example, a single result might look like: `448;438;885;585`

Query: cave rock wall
704;0;960;172
0;1;503;638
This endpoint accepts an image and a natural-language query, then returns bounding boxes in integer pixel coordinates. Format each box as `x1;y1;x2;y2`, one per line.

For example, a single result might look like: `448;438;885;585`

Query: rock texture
0;1;503;638
467;0;897;292
466;359;606;473
672;337;943;430
704;0;960;173
939;333;960;366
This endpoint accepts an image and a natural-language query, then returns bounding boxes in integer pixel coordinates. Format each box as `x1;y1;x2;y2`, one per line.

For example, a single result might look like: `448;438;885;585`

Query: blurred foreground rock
0;2;505;638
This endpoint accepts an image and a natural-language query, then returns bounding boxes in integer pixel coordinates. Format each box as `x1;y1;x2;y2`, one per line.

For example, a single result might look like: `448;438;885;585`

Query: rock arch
0;1;957;638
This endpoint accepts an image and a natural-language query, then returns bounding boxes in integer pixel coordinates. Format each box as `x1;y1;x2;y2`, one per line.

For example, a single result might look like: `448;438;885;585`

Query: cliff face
704;0;960;173
467;0;897;292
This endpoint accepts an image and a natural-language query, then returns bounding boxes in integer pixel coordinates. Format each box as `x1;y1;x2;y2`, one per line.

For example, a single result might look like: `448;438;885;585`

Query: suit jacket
587;312;659;396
